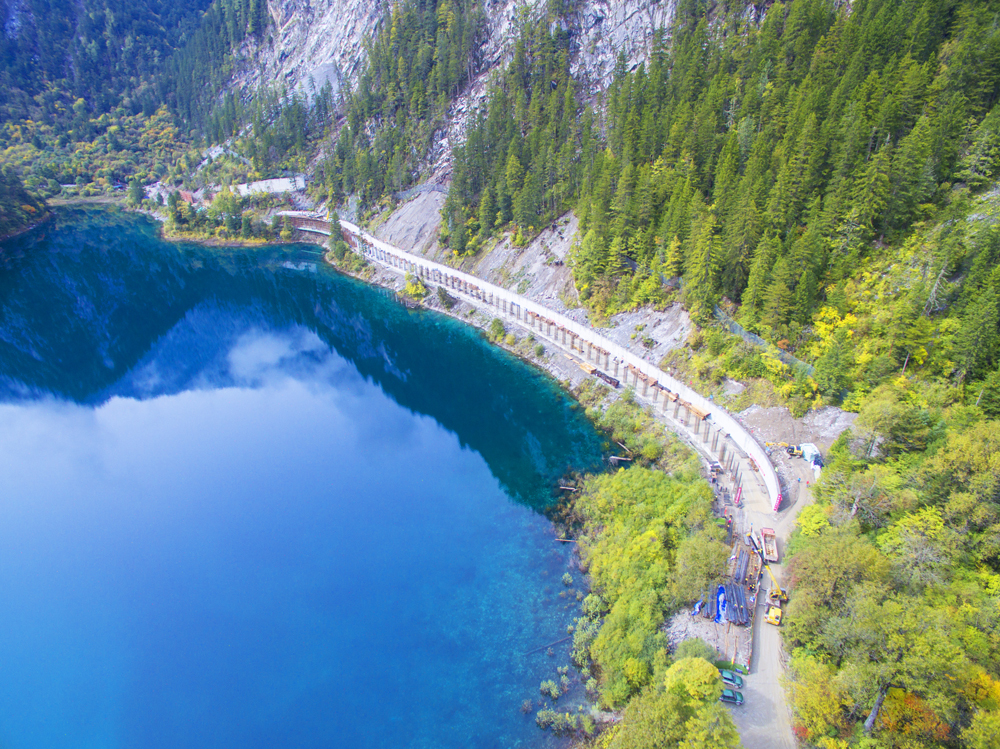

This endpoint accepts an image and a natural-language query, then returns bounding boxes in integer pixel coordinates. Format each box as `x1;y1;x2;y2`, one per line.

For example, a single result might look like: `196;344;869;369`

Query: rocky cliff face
433;0;675;176
235;0;675;113
474;0;675;94
231;0;389;97
230;0;676;185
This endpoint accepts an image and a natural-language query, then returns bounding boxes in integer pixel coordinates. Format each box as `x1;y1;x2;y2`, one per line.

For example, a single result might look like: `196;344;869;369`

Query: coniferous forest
4;0;1000;747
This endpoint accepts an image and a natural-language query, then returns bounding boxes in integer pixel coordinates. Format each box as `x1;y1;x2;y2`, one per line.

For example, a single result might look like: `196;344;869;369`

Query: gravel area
739;404;855;453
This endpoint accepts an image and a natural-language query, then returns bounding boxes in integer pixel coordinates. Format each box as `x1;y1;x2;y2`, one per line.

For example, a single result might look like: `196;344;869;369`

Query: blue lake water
0;208;604;749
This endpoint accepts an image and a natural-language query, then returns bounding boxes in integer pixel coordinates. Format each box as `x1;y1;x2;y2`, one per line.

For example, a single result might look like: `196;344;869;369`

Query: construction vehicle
764;604;783;626
760;528;779;563
765;441;804;458
745;531;789;603
761;562;789;604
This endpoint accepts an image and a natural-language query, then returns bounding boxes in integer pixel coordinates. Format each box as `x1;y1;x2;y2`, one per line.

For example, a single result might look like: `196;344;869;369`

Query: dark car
719;669;744;689
720;688;745;706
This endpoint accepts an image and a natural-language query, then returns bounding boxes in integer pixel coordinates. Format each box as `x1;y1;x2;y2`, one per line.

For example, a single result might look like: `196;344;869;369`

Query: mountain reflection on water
0;207;601;508
0;207;604;749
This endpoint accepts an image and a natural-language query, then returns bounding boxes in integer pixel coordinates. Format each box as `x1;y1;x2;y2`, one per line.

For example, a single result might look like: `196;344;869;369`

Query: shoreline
314;237;604;403
19;208;795;744
42;204;782;501
0;211;54;242
314;227;779;504
45;199;298;248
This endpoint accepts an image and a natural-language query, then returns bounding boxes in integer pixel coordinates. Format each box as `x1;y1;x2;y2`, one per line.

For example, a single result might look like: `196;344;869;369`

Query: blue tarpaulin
715;585;727;624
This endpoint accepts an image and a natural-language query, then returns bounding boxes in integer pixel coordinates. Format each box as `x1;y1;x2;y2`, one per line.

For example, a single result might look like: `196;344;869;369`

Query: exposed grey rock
228;0;678;167
440;0;677;173
217;0;684;203
231;0;390;99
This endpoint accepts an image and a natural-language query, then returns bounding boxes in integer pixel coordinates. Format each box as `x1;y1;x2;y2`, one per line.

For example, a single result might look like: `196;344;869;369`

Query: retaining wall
310;217;782;511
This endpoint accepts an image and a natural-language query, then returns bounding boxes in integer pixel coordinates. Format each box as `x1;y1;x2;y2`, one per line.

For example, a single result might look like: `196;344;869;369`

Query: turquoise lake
0;208;605;749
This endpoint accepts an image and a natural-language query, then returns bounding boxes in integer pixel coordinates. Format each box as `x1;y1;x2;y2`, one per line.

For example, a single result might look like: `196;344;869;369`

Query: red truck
760;528;779;563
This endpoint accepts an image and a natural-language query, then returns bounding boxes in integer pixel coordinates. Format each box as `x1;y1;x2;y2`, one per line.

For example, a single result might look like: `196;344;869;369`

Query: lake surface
0;208;604;749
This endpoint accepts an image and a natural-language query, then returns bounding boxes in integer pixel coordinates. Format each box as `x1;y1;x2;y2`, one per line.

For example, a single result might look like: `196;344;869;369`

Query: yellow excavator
761;562;788;603
746;531;789;625
765;441;804;458
761;563;788;625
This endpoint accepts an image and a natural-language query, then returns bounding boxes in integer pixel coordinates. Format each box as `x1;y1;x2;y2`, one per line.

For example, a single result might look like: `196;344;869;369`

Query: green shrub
436;286;456;309
404;272;428;299
540;679;561;700
535;709;578;734
675;638;717;662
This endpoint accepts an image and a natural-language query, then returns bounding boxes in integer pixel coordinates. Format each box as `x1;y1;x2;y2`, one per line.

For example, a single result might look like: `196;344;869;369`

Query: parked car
719;669;744;689
720;688;745;706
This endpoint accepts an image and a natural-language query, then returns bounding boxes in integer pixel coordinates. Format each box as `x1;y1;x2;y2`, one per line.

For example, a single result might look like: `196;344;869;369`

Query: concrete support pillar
641;378;649;396
613;359;619;377
673;401;681;419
